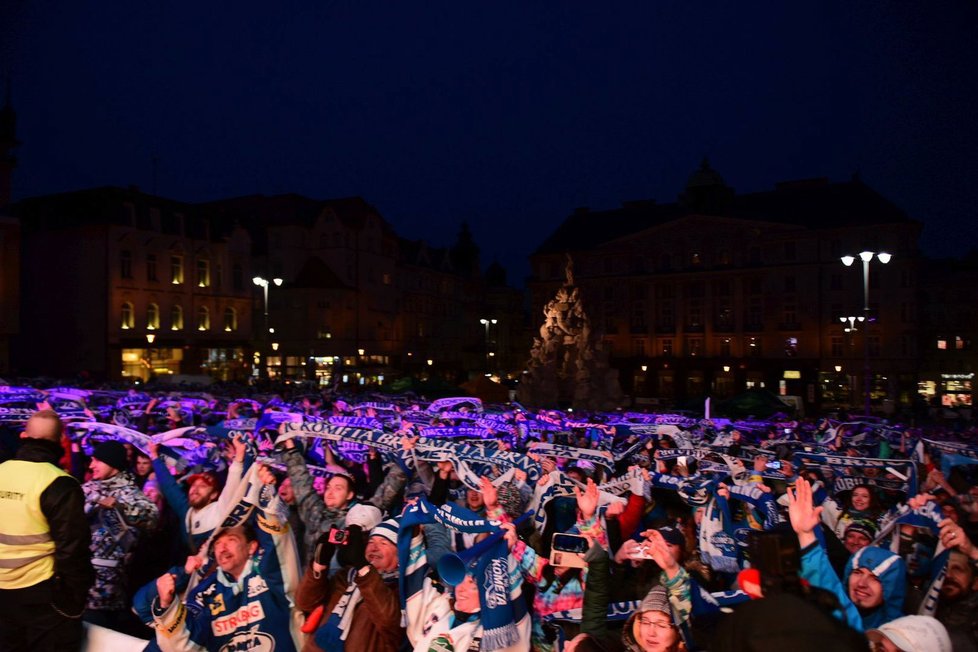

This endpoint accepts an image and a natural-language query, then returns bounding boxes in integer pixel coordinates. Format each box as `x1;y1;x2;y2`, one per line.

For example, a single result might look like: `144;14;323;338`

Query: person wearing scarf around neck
821;484;885;541
295;510;404;652
403;518;531;652
496;477;607;652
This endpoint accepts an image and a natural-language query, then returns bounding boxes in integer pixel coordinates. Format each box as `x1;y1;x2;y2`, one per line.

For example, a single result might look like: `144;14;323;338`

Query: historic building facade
529;162;924;415
15;187;254;381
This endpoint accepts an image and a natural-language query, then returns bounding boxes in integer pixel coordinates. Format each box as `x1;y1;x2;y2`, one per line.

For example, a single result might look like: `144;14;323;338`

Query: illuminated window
785;337;798;357
197;306;210;331
197;259;211;287
121;302;134;329
937;338;947;350
147;303;160;330
170;256;184;284
171;305;184;331
223;307;237;332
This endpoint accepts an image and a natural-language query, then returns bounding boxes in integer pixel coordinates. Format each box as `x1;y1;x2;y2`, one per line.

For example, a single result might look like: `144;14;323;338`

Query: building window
232;263;243;291
632;338;647;356
120;250;133;279
686;337;703;356
383;272;392;285
631;301;647;331
197;259;211;288
171;256;184;284
215;264;223;289
223;307;237;332
937;338;947;350
147;254;158;281
719;337;732;357
688;300;703;327
121;302;134;329
782;303;798;326
661;339;673;357
147;303;160;330
197;306;210;331
831;336;844;357
748;336;761;357
784;337;798;357
171;305;184;331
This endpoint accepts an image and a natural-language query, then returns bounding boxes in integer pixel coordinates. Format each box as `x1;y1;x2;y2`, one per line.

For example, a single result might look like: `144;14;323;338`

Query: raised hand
786;476;822;548
574;478;599;521
156;572;176;609
939;518;976;557
645;529;680;578
500;522;518;551
480;476;499;509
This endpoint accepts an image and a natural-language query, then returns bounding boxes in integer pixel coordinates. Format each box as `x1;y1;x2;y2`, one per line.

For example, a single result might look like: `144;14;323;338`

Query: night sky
4;2;977;285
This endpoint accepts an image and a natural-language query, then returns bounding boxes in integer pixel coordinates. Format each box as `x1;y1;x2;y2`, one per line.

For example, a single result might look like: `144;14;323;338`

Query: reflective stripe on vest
0;459;72;588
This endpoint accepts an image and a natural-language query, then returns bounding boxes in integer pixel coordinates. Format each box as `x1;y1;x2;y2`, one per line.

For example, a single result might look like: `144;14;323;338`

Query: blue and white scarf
397;496;521;652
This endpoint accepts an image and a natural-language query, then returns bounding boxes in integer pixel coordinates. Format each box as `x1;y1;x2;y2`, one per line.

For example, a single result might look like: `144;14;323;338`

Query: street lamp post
841;251;891;416
480;318;497;374
253;276;283;379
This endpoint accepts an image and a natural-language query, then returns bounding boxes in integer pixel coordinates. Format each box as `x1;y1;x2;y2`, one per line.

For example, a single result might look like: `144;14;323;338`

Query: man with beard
935;518;978;651
148;434;246;554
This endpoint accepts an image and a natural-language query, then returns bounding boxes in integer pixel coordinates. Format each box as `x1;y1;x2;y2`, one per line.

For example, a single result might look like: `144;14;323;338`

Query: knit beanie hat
638;585;670;616
370;518;399;546
844;519;877;541
496;481;525;520
93;440;128;471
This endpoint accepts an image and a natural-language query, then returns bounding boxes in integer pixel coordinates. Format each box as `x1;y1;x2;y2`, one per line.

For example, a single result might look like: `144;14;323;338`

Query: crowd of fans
0;384;976;652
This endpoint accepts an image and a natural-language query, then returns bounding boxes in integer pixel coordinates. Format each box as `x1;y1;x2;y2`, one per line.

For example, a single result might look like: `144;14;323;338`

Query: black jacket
0;438;95;615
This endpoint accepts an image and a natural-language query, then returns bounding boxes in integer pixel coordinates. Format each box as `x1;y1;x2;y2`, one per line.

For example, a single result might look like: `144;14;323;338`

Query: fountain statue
518;254;622;410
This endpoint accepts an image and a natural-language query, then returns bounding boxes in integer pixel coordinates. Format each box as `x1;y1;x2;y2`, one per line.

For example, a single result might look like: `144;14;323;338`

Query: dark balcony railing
743;322;765;332
683;323;705;333
778;322;802;331
655;323;676;334
713;322;735;333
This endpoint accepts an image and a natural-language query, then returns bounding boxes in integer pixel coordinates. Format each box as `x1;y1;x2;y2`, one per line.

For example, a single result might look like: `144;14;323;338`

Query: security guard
0;409;94;651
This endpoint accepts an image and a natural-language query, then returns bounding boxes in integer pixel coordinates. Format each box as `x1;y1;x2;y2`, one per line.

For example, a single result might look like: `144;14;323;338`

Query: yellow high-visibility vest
0;459;72;589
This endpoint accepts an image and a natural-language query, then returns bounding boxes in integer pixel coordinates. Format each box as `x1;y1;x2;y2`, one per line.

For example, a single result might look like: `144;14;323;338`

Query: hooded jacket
800;542;906;631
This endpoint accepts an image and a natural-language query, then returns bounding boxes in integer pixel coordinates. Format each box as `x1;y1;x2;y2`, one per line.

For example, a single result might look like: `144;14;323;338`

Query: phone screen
552;533;589;554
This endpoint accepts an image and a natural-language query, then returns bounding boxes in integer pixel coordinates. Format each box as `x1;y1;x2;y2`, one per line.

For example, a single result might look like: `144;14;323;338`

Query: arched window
171;305;184;331
121;302;134;329
223;307;237;332
197;306;210;331
147;303;160;330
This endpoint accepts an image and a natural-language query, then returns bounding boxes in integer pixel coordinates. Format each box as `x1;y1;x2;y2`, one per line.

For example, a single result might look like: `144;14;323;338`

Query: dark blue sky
3;2;977;285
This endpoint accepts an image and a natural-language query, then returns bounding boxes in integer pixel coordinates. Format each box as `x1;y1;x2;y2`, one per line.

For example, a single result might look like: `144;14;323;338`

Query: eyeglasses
638;618;674;631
